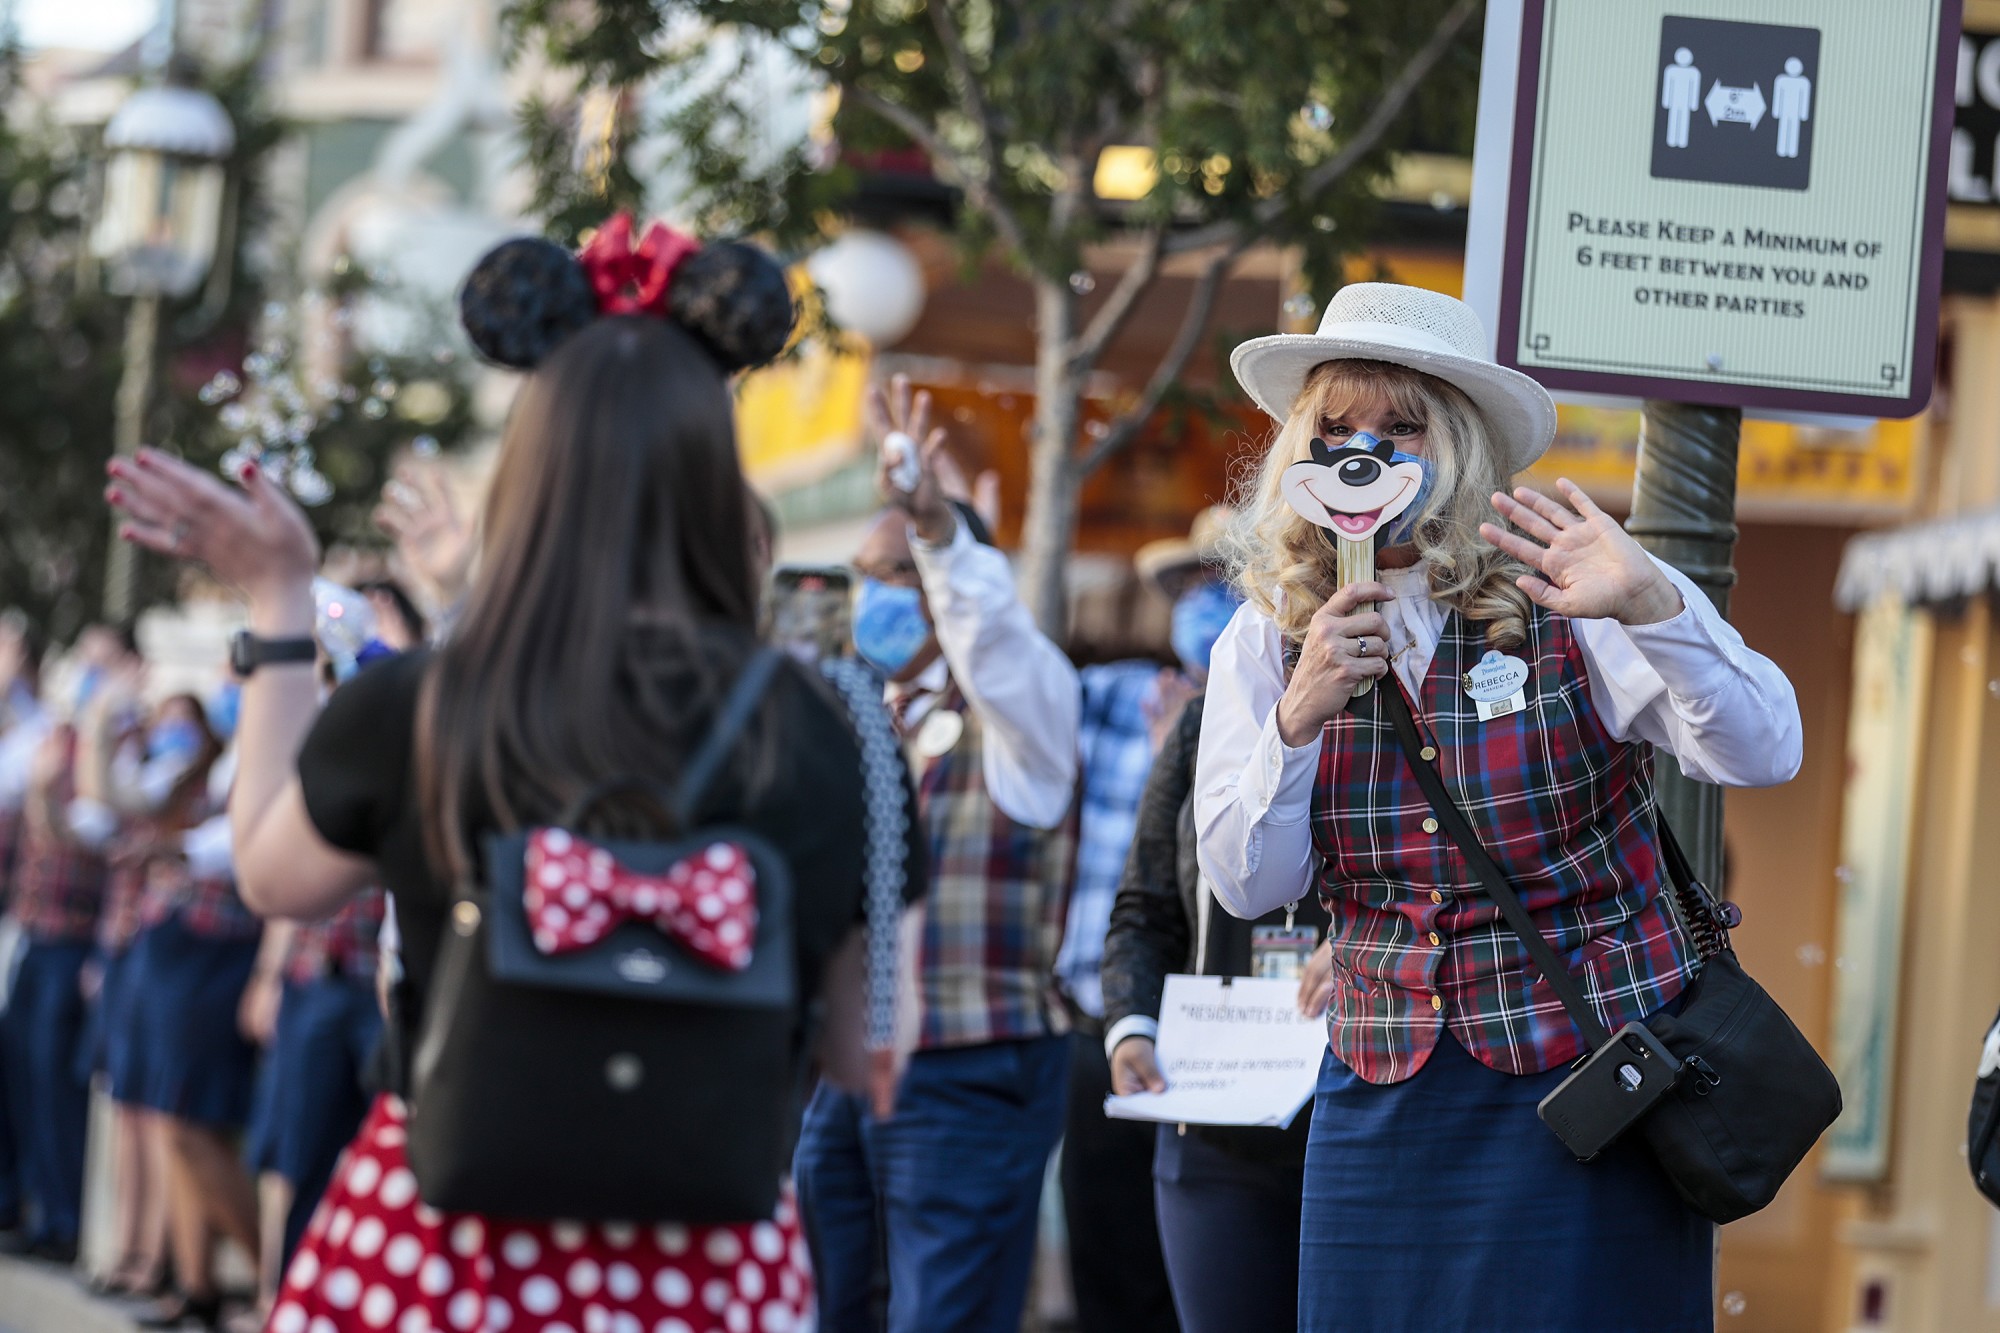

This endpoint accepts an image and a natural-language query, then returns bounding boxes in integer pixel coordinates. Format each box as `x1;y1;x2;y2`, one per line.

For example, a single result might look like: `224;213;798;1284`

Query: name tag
1250;926;1319;980
1463;650;1530;724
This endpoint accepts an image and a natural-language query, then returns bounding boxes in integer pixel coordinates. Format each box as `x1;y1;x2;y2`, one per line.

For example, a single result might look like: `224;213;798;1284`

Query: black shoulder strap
1376;681;1614;1051
670;647;786;826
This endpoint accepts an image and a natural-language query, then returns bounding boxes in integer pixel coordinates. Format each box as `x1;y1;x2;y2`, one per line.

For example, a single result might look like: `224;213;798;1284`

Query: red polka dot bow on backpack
522;828;758;970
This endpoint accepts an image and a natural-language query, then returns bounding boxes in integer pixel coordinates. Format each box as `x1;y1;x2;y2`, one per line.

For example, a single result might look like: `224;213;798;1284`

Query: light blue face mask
852;578;932;676
1170;580;1241;673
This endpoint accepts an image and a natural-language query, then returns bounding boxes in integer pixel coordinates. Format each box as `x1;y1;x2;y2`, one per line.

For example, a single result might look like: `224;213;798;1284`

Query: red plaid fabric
1311;604;1696;1085
283;887;387;986
140;858;260;941
0;807;19;913
96;861;149;954
907;689;1079;1050
10;817;108;943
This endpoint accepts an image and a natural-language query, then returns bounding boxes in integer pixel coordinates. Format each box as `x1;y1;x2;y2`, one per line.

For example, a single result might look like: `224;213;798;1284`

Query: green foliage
505;0;1482;299
0;41;479;638
0;45;128;641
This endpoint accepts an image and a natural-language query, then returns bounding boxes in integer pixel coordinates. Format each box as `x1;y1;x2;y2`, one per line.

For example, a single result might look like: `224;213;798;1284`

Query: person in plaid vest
0;613;46;1247
259;887;387;1265
1197;286;1802;1331
110;708;265;1329
0;719;108;1263
795;374;1080;1333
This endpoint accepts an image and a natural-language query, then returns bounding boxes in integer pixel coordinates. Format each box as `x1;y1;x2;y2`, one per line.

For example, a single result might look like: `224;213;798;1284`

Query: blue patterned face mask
851;578;932;676
1377;450;1435;548
1170;580;1241;673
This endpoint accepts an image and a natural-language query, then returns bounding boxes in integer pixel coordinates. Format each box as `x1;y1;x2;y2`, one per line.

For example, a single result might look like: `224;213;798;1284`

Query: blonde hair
1221;359;1534;650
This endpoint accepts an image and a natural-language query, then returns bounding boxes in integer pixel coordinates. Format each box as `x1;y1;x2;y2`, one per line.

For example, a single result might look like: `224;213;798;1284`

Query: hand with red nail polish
102;449;320;604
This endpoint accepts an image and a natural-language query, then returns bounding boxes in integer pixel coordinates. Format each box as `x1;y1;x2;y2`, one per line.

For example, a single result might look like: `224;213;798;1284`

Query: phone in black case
1537;1022;1684;1161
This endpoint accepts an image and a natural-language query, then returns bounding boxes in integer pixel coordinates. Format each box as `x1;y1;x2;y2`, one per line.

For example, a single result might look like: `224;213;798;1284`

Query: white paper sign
1103;975;1329;1129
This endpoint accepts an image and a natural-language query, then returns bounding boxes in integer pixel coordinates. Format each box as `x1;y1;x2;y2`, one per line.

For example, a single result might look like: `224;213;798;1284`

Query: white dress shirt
1195;556;1803;920
887;519;1080;830
0;689;48;814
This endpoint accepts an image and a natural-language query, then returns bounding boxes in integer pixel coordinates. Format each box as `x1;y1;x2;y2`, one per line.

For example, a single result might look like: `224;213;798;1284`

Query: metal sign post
1465;0;1960;890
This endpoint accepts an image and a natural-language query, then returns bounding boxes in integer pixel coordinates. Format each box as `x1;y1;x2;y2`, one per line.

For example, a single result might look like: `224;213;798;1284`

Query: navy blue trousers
1298;1035;1714;1332
269;975;382;1261
1153;1125;1303;1333
1;940;91;1246
795;1033;1069;1333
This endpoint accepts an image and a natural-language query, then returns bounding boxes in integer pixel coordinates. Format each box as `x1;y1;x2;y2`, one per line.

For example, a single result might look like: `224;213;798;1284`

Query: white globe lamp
807;229;926;348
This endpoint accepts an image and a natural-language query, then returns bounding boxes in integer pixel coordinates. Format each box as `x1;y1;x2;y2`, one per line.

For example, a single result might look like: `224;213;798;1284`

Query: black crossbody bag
1378;680;1841;1224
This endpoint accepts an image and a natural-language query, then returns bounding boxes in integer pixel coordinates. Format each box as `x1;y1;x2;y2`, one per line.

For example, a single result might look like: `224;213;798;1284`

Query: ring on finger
1354;635;1370;657
169;521;190;551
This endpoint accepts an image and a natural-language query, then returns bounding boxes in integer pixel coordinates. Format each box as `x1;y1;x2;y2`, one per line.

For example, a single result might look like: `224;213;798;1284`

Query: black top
296;636;922;1022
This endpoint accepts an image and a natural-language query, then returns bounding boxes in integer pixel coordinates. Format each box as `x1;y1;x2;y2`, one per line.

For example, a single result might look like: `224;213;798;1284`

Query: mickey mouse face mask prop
1281;433;1431;546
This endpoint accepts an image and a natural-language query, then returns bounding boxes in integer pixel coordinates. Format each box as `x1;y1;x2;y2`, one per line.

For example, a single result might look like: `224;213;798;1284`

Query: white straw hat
1229;283;1558;474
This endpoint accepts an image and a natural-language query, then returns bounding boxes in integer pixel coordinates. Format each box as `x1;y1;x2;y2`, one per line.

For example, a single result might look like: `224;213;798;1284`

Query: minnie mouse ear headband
1228;283;1557;475
458;213;797;375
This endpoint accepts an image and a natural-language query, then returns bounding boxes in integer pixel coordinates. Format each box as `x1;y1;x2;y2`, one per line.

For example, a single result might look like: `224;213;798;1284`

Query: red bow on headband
576;212;701;317
522;827;758;971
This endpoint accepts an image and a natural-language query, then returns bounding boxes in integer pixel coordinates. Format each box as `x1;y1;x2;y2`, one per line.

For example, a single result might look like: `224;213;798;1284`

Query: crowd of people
0;214;1805;1333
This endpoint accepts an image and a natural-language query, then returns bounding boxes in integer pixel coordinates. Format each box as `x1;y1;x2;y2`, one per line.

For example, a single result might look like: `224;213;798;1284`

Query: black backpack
1970;1006;2000;1206
404;649;810;1222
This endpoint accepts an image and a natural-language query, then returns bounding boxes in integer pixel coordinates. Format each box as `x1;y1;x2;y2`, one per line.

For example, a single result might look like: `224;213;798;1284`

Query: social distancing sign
1473;0;1958;417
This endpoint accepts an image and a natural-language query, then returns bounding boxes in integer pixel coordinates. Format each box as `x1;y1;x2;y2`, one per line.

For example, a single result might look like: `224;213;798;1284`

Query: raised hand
868;372;955;545
1479;479;1684;626
1275;580;1393;746
107;450;319;603
374;455;476;608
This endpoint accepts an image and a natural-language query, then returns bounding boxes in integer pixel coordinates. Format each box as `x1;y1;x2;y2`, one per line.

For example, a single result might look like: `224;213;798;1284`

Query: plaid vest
139;800;259;942
11;815;108;944
1310;603;1695;1085
907;688;1078;1049
284;887;387;985
97;860;148;954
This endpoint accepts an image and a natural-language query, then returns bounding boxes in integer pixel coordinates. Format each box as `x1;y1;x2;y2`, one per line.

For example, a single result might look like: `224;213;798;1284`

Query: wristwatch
229;630;317;677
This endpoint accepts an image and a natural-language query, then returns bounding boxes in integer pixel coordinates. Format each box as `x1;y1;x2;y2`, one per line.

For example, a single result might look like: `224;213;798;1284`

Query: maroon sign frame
1494;0;1962;418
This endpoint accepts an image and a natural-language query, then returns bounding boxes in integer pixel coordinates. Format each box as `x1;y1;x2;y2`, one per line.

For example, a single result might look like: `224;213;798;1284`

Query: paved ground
0;1257;137;1333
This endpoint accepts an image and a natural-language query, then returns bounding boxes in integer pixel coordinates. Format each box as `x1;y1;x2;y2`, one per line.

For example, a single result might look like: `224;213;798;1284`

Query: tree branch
1077;240;1244;477
1162;0;1481;256
1067;226;1164;374
927;1;1031;258
843;83;1029;256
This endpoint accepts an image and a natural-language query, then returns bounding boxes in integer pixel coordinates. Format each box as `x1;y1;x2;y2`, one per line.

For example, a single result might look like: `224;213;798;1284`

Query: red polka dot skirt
267;1095;813;1333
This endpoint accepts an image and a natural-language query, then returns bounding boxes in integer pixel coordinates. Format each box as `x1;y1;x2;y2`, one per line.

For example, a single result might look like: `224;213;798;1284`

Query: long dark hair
416;316;773;881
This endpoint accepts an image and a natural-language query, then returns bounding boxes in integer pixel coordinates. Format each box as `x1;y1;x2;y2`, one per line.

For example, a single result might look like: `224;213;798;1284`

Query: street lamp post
90;81;235;620
1625;400;1742;894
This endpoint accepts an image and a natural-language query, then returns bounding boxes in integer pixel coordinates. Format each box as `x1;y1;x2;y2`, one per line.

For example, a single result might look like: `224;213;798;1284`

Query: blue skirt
1299;1033;1714;1332
128;917;260;1128
98;947;149;1103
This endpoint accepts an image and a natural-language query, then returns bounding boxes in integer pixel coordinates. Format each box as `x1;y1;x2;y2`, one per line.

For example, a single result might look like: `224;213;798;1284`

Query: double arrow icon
1704;80;1767;130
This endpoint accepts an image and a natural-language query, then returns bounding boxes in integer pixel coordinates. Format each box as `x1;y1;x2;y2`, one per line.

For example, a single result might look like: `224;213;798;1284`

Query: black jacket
1100;694;1328;1165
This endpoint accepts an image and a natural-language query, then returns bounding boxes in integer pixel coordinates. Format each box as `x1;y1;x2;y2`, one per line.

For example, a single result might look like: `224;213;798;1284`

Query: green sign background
1513;0;1944;402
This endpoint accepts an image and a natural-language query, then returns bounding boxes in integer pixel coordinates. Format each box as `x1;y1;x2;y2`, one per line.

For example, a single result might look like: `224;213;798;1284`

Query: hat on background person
1135;504;1235;597
1227;283;1559;475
